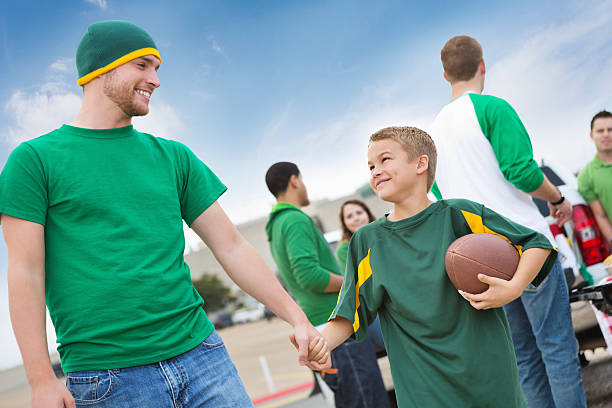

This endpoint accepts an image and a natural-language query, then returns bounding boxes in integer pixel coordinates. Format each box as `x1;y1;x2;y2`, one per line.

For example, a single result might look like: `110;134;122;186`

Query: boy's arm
321;317;354;350
190;201;323;365
461;247;551;310
297;317;353;371
2;215;75;408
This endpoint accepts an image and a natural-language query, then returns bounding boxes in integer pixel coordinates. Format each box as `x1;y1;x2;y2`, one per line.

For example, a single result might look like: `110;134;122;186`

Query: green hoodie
265;203;342;325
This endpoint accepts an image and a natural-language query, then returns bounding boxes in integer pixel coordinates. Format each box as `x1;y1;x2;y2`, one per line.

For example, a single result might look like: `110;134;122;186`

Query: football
445;233;520;294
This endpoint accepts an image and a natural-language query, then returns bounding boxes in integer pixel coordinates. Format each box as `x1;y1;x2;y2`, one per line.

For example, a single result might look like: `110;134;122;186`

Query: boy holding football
306;126;557;407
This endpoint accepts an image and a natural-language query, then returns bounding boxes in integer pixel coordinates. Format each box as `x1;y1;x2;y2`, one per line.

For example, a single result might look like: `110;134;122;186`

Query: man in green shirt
265;162;389;408
0;20;323;408
578;110;612;249
309;126;556;407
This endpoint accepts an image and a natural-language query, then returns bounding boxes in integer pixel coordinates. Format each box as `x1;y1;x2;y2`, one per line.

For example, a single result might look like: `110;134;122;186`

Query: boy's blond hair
369;126;437;191
441;35;482;83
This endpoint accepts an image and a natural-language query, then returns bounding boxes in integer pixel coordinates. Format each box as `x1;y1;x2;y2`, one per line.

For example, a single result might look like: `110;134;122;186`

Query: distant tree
192;274;236;313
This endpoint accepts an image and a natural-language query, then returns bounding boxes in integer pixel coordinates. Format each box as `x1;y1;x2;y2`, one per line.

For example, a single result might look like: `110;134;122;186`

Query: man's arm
324;273;343;293
190;202;325;365
283;219;343;293
589;200;612;248
526;176;572;226
2;214;75;408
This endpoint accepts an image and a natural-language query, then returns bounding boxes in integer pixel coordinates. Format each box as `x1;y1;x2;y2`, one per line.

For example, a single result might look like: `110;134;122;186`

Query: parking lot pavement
2;318;612;407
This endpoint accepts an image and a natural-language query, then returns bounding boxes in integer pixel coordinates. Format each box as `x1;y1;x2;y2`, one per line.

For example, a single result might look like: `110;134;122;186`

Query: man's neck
597;150;612;164
450;80;482;101
71;106;132;129
276;195;302;209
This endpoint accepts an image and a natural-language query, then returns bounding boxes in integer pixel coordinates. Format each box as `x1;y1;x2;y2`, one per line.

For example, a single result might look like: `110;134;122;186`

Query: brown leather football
445;233;520;294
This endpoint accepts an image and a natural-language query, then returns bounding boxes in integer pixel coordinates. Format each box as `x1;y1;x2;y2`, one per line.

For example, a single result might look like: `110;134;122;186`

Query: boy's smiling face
368;138;424;203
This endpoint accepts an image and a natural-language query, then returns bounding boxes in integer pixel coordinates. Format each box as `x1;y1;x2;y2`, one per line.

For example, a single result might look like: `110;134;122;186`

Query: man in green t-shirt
0;20;324;408
578;110;612;250
307;126;557;407
265;162;389;408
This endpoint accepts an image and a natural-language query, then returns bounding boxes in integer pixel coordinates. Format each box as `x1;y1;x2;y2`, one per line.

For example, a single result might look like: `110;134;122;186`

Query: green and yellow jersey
330;199;556;408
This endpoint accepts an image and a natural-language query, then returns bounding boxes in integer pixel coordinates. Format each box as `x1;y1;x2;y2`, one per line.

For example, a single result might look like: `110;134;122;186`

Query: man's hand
548;198;572;227
288;323;331;371
32;377;75;408
460;273;523;310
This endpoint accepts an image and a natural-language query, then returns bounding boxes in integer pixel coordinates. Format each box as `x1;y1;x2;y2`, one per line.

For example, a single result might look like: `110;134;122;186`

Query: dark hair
591;110;612;130
265;162;300;197
339;199;376;241
441;35;483;83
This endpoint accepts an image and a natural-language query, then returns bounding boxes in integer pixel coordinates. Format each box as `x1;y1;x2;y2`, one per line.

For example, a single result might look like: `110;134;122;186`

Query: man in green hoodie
265;162;389;408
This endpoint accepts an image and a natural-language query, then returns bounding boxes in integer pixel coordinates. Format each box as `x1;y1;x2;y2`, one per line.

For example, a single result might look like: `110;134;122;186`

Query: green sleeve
175;142;227;226
329;231;378;341
335;240;349;275
283;219;332;292
470;94;544;193
577;165;597;203
479;204;557;287
0;143;48;225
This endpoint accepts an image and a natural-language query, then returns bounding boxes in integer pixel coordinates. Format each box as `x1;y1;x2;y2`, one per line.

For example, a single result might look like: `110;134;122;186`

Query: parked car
211;311;234;330
232;304;265;324
532;161;611;353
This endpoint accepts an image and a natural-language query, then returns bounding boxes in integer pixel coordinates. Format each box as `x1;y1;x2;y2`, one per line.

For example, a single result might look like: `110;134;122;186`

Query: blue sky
1;0;611;369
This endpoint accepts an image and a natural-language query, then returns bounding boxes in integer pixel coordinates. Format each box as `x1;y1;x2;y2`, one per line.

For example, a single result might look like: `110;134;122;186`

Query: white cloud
49;58;73;72
132;99;185;142
486;1;612;173
85;0;107;9
209;36;229;62
3;88;82;146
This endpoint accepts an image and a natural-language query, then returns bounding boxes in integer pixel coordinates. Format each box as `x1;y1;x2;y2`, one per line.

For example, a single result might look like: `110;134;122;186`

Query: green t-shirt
578;155;612;218
0;124;226;372
265;203;341;326
335;240;349;274
330;199;556;408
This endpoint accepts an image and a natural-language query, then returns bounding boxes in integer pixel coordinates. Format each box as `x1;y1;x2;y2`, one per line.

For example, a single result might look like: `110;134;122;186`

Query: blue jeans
65;330;253;407
322;336;390;408
366;316;385;351
503;260;586;408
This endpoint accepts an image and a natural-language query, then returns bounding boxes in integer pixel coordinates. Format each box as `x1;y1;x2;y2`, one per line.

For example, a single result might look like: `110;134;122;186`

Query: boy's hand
289;333;332;371
460;273;523;310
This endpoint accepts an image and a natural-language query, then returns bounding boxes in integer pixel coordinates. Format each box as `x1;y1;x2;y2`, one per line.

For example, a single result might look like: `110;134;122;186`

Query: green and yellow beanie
76;20;161;86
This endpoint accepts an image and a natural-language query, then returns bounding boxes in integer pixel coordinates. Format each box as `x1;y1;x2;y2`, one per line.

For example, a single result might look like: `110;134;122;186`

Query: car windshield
533;165;566;217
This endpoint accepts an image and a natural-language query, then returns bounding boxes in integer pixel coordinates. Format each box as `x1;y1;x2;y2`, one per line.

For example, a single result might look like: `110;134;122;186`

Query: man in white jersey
430;35;586;408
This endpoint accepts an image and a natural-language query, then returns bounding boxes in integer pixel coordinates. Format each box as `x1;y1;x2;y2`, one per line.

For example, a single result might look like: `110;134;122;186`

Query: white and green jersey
430;92;554;245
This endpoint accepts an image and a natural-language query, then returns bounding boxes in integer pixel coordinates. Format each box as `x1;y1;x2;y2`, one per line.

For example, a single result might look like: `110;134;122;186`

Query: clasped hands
289;332;332;371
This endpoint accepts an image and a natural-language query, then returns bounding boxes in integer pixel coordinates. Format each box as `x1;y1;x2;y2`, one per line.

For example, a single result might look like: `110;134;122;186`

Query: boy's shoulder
440;198;483;214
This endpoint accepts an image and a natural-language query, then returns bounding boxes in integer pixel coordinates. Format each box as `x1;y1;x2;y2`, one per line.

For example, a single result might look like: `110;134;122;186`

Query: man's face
296;173;310;207
103;55;161;117
368;138;421;203
591;117;612;154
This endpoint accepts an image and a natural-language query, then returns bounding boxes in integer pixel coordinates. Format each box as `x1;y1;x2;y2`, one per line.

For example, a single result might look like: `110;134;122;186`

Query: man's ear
443;71;450;83
416;155;429;175
480;59;486;75
289;174;300;189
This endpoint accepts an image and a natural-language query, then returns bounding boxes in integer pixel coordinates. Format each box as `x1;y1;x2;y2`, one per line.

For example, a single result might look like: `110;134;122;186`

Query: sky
0;0;611;370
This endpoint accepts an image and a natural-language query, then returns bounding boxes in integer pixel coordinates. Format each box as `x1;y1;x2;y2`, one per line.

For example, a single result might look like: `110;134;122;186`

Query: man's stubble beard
103;70;149;117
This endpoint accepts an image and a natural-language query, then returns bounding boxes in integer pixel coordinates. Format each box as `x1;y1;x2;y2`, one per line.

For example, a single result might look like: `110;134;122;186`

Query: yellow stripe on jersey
461;210;523;255
353;249;373;333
